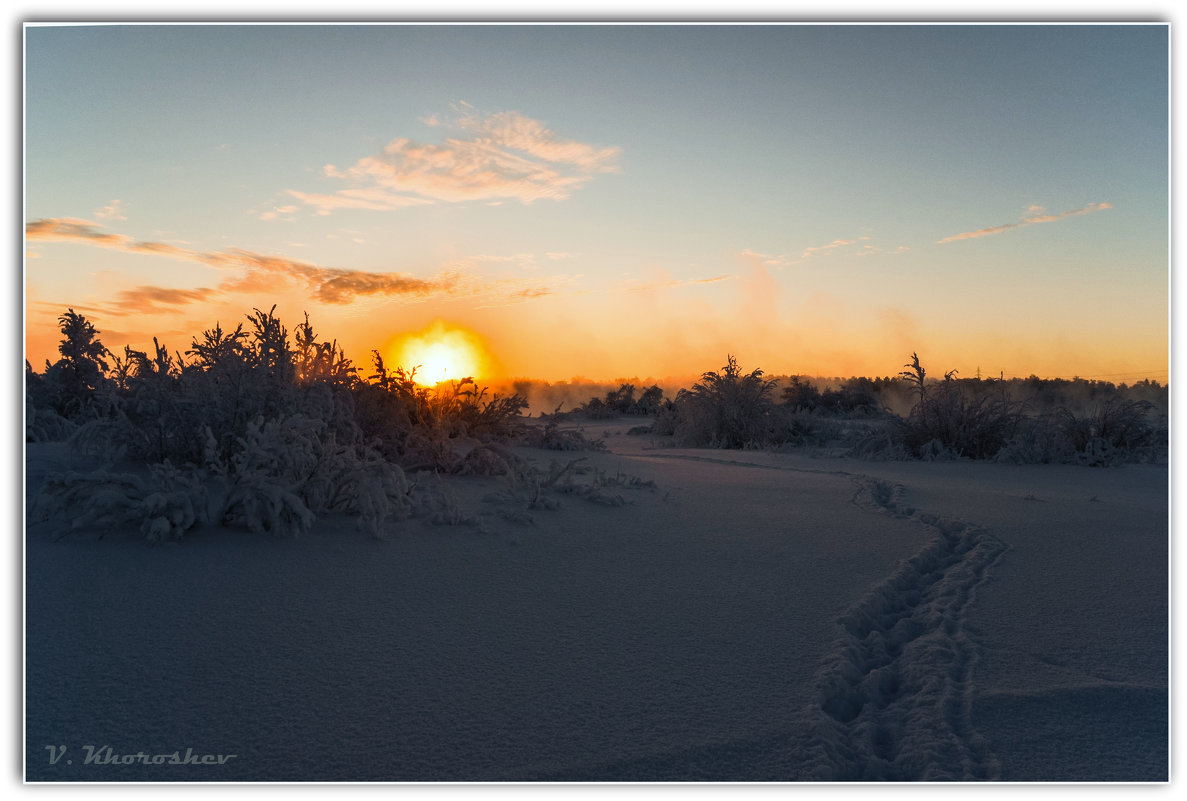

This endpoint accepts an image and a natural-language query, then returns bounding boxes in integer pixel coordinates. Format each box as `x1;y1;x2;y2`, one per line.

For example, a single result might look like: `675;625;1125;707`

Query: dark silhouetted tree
45;309;110;416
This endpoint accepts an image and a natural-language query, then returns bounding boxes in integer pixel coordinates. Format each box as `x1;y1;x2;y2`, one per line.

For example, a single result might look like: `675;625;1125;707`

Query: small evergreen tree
45;309;110;417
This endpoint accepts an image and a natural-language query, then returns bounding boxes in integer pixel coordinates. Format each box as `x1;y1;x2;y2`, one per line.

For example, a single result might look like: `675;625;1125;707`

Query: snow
24;423;1167;782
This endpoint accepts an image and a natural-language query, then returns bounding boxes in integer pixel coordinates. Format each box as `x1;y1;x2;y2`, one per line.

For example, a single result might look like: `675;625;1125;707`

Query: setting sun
389;321;492;386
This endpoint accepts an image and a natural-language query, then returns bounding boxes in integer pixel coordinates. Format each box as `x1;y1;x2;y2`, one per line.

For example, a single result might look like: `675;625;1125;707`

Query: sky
23;23;1169;384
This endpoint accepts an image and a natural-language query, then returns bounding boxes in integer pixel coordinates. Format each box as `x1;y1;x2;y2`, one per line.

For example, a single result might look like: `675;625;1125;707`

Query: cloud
287;188;435;215
1022;201;1113;224
289;108;620;214
801;238;855;257
27;217;129;246
511;287;553;300
26;218;566;311
109;286;219;314
257;204;301;221
854;243;909;258
95;199;127;221
938;202;1113;244
741;235;876;268
623;274;736;293
937;222;1021;243
739;248;793;267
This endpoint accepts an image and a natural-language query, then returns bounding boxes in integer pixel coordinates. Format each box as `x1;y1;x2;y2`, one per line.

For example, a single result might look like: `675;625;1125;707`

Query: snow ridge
804;477;1008;781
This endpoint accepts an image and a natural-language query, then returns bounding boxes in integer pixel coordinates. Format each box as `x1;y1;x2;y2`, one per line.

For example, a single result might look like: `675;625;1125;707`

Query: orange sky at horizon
24;255;1169;386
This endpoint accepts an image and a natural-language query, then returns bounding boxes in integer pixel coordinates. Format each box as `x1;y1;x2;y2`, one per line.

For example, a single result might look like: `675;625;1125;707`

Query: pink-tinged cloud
94;199;126;221
938;202;1113;244
286;188;435;214
291;109;620;214
624;274;737;293
511;288;554;300
26;217;132;247
256;204;302;221
1023;201;1113;224
26;218;565;311
937;222;1020;243
110;286;219;314
742;234;883;268
801;238;855;257
739;248;791;267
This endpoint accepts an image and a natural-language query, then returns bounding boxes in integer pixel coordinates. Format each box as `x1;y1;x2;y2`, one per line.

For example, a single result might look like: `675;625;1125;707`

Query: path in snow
624;450;1009;780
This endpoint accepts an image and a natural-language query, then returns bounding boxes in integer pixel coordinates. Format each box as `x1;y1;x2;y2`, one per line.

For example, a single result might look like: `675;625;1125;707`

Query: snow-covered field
24;422;1167;782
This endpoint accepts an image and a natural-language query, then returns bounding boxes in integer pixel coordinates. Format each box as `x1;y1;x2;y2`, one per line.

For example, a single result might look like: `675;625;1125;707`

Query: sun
389;321;491;386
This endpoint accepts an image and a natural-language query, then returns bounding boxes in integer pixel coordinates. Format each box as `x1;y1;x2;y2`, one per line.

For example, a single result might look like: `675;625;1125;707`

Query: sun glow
389;321;491;386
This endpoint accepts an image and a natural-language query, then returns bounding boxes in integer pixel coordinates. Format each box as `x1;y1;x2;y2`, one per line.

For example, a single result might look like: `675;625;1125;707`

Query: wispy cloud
94;199;127;221
1023;201;1112;224
289;107;621;214
740;248;792;267
937;222;1019;243
26;218;561;312
938;202;1113;244
256;204;300;221
801;238;855;257
622;274;736;293
108;286;219;314
742;235;875;268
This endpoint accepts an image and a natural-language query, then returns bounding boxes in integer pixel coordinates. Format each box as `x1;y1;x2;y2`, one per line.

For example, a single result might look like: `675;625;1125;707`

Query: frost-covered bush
994;415;1079;465
519;417;609;451
352;354;527;471
35;461;203;542
25;391;77;443
199;414;413;537
1057;399;1162;465
671;355;777;448
847;431;912;461
894;353;1022;460
37;412;417;540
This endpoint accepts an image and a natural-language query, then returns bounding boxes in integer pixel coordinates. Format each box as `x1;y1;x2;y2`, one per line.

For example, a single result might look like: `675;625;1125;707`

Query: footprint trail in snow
627;451;1009;780
805;476;1008;780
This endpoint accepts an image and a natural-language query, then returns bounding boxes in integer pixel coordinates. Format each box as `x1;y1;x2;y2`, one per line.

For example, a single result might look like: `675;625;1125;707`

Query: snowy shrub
993;398;1162;466
65;418;129;462
894;353;1022;460
137;462;202;542
25;392;77;443
847;431;912;461
994;416;1078;465
671;355;777;448
35;461;203;542
1059;399;1158;464
456;442;518;477
202;414;413;537
520;417;609;451
762;406;851;449
537;459;654;506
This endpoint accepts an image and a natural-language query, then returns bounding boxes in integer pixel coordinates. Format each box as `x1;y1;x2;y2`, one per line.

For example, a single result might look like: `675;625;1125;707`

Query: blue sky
24;23;1169;382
